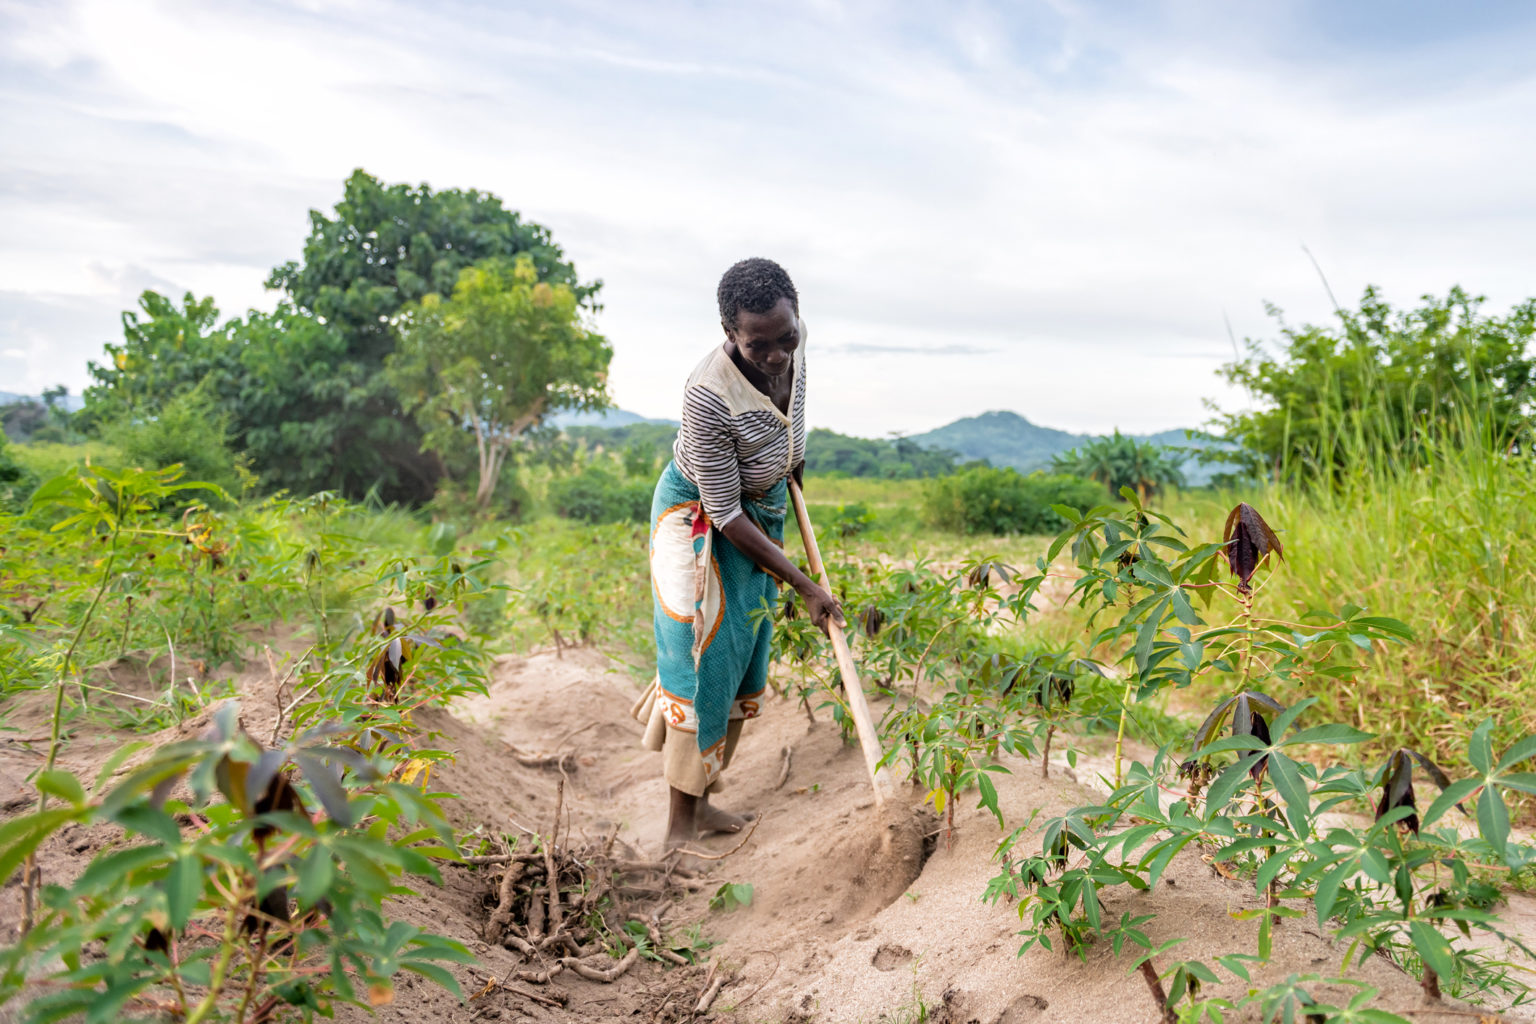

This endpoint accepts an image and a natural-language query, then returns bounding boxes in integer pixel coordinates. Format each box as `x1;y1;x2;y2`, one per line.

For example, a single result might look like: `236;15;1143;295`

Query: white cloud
2;0;1535;433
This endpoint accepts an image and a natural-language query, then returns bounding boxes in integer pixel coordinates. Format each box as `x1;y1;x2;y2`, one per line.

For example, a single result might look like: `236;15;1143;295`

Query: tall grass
1180;376;1536;766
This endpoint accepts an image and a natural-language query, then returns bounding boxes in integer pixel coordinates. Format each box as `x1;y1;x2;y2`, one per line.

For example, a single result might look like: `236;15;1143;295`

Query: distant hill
0;389;85;411
0;391;85;412
561;407;1234;485
908;411;1232;486
547;408;678;429
907;411;1084;472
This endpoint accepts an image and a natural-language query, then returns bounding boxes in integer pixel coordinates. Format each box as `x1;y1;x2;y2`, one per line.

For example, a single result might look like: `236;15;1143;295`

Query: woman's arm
680;388;840;631
719;515;844;633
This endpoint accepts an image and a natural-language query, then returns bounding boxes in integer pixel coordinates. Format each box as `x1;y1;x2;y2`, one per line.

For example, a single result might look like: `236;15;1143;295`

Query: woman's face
727;297;799;379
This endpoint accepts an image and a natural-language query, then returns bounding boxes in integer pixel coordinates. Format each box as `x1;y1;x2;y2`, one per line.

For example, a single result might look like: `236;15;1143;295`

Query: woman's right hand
799;582;845;635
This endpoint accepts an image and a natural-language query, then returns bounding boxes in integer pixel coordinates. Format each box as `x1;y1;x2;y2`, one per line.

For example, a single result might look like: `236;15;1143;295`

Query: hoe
789;480;927;899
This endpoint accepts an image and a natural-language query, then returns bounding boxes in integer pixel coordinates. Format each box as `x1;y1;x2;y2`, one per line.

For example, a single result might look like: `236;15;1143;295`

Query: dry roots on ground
477;779;711;986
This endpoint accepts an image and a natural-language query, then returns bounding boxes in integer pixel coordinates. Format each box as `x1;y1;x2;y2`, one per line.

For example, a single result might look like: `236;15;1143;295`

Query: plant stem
23;524;121;933
1137;960;1177;1024
118;595;132;658
185;903;241;1024
1041;723;1053;779
1238;587;1255;689
911;615;967;688
1421;964;1441;1002
235;926;267;1024
1113;678;1134;788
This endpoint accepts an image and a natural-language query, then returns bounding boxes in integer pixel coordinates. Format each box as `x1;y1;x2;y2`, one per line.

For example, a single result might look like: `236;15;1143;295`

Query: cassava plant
0;704;473;1023
983;494;1536;1017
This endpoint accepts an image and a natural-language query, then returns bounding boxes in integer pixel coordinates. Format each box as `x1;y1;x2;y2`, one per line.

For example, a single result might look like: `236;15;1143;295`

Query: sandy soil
2;642;1530;1023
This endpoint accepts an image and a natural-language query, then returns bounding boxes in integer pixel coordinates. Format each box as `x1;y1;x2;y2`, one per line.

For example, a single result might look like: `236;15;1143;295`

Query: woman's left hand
798;581;844;635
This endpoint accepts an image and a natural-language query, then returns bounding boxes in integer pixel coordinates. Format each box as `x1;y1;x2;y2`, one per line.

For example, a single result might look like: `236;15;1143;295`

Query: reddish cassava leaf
1222;502;1284;591
1377;749;1419;833
1375;748;1463;833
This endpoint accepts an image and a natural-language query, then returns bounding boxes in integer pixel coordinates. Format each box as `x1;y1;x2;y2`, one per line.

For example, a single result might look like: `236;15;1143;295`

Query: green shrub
107;386;244;498
0;433;36;512
829;501;876;538
549;466;651;524
921;466;1103;535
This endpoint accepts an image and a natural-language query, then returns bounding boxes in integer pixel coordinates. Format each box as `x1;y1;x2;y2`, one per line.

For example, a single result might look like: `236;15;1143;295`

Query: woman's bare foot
695;795;756;836
665;788;757;852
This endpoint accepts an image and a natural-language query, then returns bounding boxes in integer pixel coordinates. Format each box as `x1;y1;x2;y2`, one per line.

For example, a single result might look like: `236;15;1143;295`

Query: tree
388;256;612;508
85;291;229;427
262;171;597;503
84;170;600;504
1210;287;1536;480
1051;431;1184;502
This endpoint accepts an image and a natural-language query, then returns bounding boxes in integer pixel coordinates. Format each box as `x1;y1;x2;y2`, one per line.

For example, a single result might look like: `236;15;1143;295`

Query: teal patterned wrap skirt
648;460;784;785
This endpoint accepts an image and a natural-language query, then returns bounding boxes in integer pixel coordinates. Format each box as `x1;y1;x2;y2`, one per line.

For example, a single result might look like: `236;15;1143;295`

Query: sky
3;0;1536;438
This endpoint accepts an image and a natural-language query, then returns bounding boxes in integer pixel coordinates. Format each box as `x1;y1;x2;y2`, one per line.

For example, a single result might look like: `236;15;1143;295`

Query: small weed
709;882;754;912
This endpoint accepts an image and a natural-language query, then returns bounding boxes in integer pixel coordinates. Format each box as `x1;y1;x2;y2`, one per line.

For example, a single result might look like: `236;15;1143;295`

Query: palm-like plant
1052;430;1185;502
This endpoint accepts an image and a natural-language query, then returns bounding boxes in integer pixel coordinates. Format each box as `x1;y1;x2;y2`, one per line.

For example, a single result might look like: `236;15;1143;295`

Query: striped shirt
672;322;808;527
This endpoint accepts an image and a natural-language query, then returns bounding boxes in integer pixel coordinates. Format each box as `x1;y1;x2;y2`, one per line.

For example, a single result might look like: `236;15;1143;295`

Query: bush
921;466;1103;535
0;433;36;512
107;386;245;498
829;501;877;538
549;467;651;524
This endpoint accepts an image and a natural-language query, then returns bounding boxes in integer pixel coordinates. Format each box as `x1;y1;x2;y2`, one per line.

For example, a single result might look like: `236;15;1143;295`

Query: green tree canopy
85;170;600;504
85;291;228;427
388;256;612;508
1050;430;1184;502
1211;286;1536;480
267;169;599;361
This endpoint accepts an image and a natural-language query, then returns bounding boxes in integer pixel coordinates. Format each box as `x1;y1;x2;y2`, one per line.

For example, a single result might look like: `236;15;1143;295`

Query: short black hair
717;258;798;331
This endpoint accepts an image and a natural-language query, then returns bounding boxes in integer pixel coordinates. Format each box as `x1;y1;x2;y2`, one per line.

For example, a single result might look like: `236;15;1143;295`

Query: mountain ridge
907;410;1226;482
553;407;1230;483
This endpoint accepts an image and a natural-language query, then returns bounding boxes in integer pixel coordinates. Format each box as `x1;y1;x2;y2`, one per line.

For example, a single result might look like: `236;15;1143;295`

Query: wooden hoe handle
788;479;893;808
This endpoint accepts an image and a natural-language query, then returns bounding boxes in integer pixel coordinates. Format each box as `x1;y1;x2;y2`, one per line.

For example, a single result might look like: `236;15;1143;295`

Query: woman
634;257;843;849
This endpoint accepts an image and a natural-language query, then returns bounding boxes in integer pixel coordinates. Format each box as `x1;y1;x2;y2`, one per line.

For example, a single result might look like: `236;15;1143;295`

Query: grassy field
13;437;1529;768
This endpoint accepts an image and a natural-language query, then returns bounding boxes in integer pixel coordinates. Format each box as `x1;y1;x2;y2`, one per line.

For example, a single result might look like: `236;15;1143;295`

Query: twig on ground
463;850;544;866
508;985;566;1008
545;777;565;937
503;740;580;771
730;950;780;1011
612;858;698;878
774;746;793;790
695;962;726;1015
506;814;540;837
266;646;316;745
554;719;600;748
671;815;762;862
562;946;640;982
484;782;712;987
